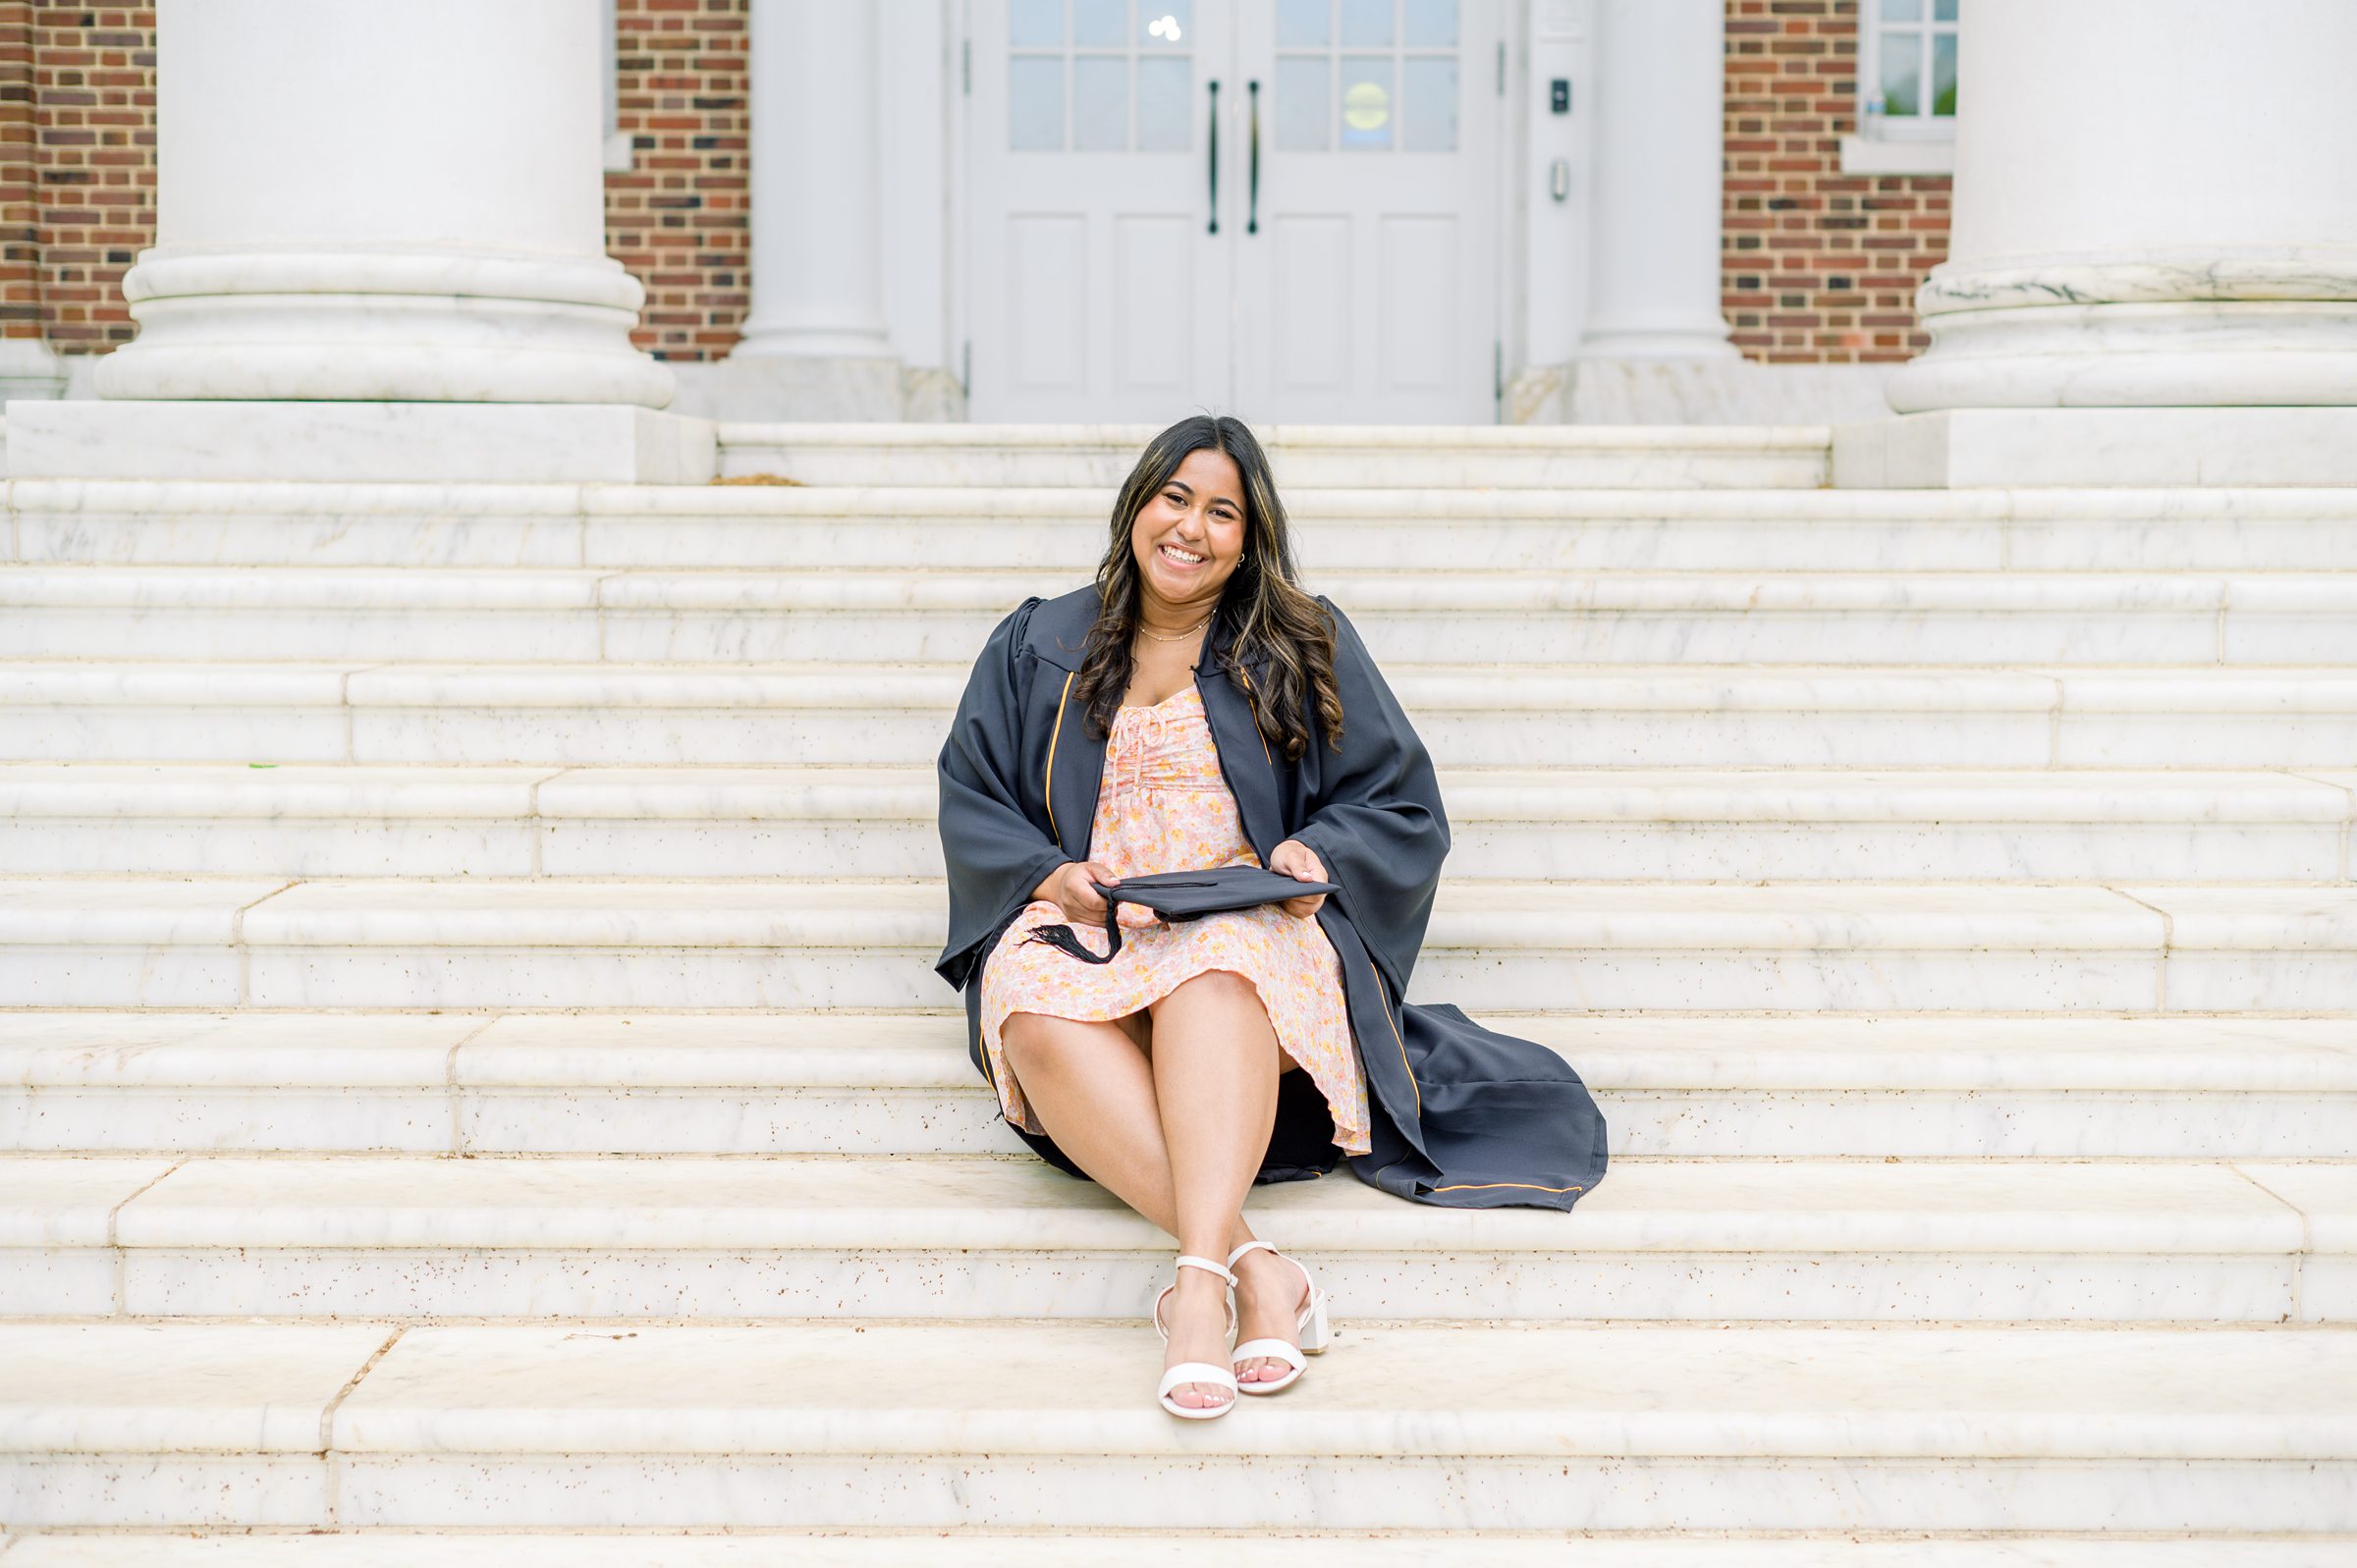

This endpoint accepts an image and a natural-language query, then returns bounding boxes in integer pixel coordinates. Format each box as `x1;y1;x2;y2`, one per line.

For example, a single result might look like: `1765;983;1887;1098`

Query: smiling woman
934;413;1608;1423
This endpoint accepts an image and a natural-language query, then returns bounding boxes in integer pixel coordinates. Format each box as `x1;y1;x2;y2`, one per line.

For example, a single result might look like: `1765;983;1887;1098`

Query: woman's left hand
1268;838;1329;919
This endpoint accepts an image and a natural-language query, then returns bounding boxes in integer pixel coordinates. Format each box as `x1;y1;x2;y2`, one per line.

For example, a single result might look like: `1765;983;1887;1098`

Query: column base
1834;407;2357;488
3;402;718;484
98;249;677;408
1889;251;2357;413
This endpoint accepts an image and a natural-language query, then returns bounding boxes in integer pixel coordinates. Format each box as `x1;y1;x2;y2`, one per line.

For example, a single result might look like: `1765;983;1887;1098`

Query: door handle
1206;81;1220;235
1246;79;1260;235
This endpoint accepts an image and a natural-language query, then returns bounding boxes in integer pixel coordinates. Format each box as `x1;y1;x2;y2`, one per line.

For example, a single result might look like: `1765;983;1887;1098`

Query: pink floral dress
980;684;1371;1155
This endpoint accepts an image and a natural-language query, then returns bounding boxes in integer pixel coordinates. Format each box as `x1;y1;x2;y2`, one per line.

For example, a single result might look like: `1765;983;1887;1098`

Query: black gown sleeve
1287;597;1451;988
935;597;1069;991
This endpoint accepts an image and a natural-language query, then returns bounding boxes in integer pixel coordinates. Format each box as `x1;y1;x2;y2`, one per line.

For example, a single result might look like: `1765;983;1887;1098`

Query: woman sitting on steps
935;413;1608;1420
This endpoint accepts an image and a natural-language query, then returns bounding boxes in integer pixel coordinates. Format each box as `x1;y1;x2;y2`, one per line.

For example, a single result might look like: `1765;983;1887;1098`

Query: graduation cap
1023;865;1341;966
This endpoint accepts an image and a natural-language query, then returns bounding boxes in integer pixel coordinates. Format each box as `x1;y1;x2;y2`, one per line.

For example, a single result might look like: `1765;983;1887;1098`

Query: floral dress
979;684;1371;1155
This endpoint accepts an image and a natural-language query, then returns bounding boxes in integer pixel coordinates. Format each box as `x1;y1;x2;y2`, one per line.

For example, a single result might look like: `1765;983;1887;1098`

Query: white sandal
1152;1254;1240;1420
1226;1240;1331;1396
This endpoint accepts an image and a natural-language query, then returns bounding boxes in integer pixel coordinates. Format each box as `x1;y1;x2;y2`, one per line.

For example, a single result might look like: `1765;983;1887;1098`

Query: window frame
1855;0;1958;145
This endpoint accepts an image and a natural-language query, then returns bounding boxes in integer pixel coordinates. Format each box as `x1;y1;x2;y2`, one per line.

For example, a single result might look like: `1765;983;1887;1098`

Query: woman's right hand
1032;860;1121;926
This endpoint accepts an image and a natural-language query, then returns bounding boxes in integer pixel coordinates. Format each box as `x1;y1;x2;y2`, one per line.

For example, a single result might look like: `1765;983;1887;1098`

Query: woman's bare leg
1001;1008;1254;1410
1002;1010;1201;1237
1000;991;1311;1403
1143;969;1288;1407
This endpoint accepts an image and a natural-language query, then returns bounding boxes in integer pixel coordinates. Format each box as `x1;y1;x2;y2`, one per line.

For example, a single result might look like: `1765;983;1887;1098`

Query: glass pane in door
1010;55;1065;148
1400;56;1455;150
1276;54;1329;149
1403;0;1456;46
1074;0;1129;46
1137;55;1191;149
1340;0;1393;46
1074;56;1128;149
1340;55;1394;149
1277;0;1328;45
1140;1;1192;44
1011;0;1064;45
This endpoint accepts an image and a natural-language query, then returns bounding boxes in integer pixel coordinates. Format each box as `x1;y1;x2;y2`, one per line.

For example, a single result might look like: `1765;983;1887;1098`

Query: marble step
13;566;2357;666
712;420;1835;488
5;764;2349;883
4;877;2352;1011
9;1012;2355;1160
13;661;2357;767
4;1539;2350;1568
8;1153;2350;1324
18;480;2357;571
4;1320;2350;1532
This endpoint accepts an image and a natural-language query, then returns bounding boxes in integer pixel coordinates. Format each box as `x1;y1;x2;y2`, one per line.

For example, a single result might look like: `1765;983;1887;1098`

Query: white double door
968;0;1503;424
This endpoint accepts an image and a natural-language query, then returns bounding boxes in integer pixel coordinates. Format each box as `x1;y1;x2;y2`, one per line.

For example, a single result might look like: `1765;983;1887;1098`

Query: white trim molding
1837;134;1953;176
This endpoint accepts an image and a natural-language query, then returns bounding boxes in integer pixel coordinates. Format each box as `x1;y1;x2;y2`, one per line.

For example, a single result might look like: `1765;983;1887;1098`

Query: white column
95;0;672;406
735;0;893;359
1576;0;1734;359
1888;0;2357;411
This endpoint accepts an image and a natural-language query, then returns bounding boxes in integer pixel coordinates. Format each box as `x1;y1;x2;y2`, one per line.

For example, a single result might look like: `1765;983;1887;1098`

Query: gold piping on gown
1044;671;1075;844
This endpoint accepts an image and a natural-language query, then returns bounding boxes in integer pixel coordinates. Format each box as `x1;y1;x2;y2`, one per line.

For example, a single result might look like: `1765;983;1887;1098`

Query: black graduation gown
934;584;1609;1211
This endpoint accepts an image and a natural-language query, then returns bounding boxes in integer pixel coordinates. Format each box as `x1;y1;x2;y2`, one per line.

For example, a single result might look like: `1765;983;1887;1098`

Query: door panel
1379;213;1455;389
1008;216;1089;388
1112;215;1197;391
1271;215;1353;394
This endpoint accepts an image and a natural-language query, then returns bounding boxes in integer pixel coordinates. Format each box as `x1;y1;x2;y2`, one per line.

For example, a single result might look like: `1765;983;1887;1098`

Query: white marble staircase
2;425;2352;1558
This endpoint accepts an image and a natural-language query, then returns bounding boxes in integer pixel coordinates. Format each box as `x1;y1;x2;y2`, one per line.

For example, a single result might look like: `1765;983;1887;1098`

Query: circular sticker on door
1343;81;1390;136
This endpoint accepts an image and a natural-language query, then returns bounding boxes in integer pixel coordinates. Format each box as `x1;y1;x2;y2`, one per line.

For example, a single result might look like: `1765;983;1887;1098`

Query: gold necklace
1135;612;1212;644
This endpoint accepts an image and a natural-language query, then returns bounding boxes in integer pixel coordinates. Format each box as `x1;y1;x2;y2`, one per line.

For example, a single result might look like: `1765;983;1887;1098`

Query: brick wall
1723;0;1949;363
610;0;748;361
10;4;155;350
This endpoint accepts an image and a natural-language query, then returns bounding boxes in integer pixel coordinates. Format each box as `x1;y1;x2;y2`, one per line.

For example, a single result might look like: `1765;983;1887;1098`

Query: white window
1841;0;1956;174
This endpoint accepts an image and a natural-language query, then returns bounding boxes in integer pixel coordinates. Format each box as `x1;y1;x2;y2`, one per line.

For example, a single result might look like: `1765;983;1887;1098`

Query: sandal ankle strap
1224;1240;1315;1315
1156;1255;1240;1342
1175;1254;1236;1286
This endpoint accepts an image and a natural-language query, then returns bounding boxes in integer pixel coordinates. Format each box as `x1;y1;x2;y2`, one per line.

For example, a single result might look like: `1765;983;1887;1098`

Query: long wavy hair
1073;414;1343;761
